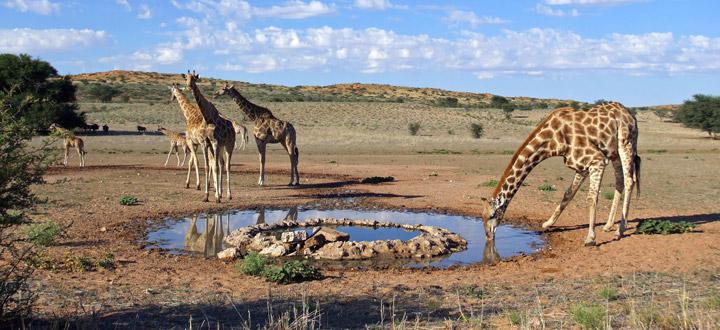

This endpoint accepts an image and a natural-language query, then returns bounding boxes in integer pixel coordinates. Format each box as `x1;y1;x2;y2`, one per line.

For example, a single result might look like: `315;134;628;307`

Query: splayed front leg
543;173;585;229
257;139;266;186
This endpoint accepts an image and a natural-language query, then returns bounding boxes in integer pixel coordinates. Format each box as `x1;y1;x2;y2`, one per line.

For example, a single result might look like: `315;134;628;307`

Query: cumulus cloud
137;4;152;19
99;42;183;70
354;0;405;10
172;0;334;20
3;0;59;15
444;10;509;28
0;28;106;53
115;0;131;11
535;3;580;16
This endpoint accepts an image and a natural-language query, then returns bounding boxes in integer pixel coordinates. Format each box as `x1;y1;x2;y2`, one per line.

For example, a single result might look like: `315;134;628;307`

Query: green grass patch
481;179;499;188
24;221;63;246
416;149;462;155
119;195;139;206
602;191;615;200
506;310;524;326
262;260;320;284
538;182;556;192
636;219;696;235
646;149;667;154
705;295;720;310
569;304;605;330
598;287;619;301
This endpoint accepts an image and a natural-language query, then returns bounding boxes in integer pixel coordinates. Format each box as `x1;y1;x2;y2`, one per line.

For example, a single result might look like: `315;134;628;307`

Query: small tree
490;95;510;109
675;94;720;139
0;88;54;323
470;123;484;139
85;84;121;103
408;122;421;135
438;97;459;108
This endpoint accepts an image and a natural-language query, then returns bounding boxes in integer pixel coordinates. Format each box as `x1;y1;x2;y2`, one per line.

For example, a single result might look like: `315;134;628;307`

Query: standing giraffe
481;102;641;246
49;123;86;167
157;126;190;167
214;83;299;186
169;84;217;201
182;71;236;202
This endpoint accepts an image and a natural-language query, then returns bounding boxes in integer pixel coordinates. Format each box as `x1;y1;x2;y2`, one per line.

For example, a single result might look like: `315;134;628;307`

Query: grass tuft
119;195;139;206
602;191;614;200
481;179;499;188
569;303;605;330
538;182;556;192
408;122;421;136
24;221;63;246
598;286;619;301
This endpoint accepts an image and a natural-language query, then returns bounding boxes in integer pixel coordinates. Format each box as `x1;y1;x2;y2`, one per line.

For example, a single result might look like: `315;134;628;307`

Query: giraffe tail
633;155;641;199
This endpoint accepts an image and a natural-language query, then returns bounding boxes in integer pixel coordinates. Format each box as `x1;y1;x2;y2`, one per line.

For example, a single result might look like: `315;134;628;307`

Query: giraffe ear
229;84;234;89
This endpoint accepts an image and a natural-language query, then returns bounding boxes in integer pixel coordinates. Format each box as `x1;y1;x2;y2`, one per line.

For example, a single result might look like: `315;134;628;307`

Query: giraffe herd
50;71;642;247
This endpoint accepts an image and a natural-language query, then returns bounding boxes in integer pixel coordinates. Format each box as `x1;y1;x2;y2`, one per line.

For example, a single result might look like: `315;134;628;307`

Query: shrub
97;253;116;270
470;123;484;138
602;191;614;200
408;122;421;135
237;252;267;276
569;304;605;330
636;219;695;235
24;221;63;247
482;179;499;188
119;195;139;206
437;97;459;107
598;287;619;301
675;94;720;138
538;182;556;192
85;84;121;103
262;260;320;284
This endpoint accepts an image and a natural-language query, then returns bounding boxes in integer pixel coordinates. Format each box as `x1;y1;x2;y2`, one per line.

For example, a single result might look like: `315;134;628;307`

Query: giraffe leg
257;138;266;186
584;162;606;246
164;144;174;166
76;147;83;167
617;144;636;238
225;146;232;200
280;142;294;186
202;143;210;202
603;159;625;232
542;172;586;229
63;145;69;166
175;145;181;167
180;146;188;167
211;142;221;202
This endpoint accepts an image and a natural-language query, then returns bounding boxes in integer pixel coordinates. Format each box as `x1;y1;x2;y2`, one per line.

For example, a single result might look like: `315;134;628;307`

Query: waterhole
146;207;544;268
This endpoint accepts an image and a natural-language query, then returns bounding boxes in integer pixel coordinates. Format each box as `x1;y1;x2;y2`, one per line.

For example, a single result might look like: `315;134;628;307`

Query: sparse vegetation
598;286;619;301
237;252;267;276
24;221;63;247
602;191;614;200
119;195;139;206
482;179;499;188
538;182;556;192
417;149;461;155
569;303;605;330
262;260;320;284
408;122;421;135
470;123;484;138
636;219;696;235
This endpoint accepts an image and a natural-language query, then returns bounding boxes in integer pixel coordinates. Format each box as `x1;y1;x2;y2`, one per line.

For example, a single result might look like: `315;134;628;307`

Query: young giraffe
157;126;190;167
49;123;86;167
481;102;641;246
182;71;236;202
214;83;300;186
169;84;217;200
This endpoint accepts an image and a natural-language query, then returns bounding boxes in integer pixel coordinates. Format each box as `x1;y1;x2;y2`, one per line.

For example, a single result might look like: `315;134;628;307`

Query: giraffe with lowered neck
214;83;299;186
481;102;641;246
49;123;86;167
169;84;217;200
182;70;236;202
157;126;190;167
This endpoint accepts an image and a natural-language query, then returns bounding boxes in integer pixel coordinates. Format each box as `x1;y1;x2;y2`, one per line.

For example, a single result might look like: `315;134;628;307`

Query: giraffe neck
491;133;553;217
174;91;201;124
188;82;220;123
226;87;272;121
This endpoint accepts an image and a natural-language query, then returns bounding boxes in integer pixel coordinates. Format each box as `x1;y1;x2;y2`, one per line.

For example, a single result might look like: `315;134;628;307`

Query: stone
315;227;350;242
281;230;308;243
259;244;287;257
217;247;240;261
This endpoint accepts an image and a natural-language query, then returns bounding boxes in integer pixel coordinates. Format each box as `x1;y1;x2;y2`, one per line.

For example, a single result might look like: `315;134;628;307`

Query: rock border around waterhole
221;218;468;261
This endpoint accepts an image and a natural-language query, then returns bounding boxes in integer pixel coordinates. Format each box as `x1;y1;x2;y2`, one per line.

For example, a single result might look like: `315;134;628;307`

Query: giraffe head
480;197;501;241
181;70;200;87
213;82;234;99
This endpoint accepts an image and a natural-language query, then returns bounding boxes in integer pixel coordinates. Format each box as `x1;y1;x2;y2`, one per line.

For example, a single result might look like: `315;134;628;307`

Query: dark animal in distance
137;125;147;134
102;124;109;134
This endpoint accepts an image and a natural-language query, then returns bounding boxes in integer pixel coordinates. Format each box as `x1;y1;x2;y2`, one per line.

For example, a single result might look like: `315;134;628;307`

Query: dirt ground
22;110;720;328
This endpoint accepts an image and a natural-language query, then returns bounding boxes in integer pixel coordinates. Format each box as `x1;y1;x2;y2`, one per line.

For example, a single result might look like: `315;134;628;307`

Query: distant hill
70;70;579;109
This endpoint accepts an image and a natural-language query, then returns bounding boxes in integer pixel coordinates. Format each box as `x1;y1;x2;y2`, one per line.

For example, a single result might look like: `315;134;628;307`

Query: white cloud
137;4;152;19
545;0;643;5
172;0;334;20
535;3;580;16
444;10;509;28
354;0;405;10
0;28;106;53
3;0;59;15
115;0;131;11
99;42;183;70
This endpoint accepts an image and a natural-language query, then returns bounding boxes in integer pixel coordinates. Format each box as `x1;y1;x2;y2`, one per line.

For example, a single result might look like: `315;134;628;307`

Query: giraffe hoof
202;198;209;202
583;240;597;247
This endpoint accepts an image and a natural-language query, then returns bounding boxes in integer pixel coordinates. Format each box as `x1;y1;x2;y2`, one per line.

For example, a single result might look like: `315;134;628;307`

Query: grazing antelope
49;123;86;167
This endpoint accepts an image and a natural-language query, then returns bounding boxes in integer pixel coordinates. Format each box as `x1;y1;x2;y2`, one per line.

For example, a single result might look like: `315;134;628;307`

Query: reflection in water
147;208;544;267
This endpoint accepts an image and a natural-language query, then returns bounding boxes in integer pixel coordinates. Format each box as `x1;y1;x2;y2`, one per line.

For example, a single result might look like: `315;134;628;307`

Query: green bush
470;123;484;138
24;221;63;246
569;304;605;330
482;179;499;188
675;94;720;138
262;260;320;284
119;195;139;206
97;253;116;270
85;84;121;103
636;219;695;235
237;252;267;276
538;182;556;192
408;122;421;135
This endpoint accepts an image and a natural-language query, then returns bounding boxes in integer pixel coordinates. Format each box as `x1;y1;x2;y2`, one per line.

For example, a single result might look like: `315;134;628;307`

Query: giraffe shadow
287;192;423;200
543;213;720;235
270;180;359;190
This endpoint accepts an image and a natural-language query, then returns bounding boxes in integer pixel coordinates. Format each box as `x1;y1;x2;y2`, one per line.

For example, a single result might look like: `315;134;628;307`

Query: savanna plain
23;72;720;329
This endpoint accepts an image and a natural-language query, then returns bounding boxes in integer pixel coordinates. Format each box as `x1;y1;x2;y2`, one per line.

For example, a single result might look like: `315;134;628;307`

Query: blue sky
1;0;719;105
